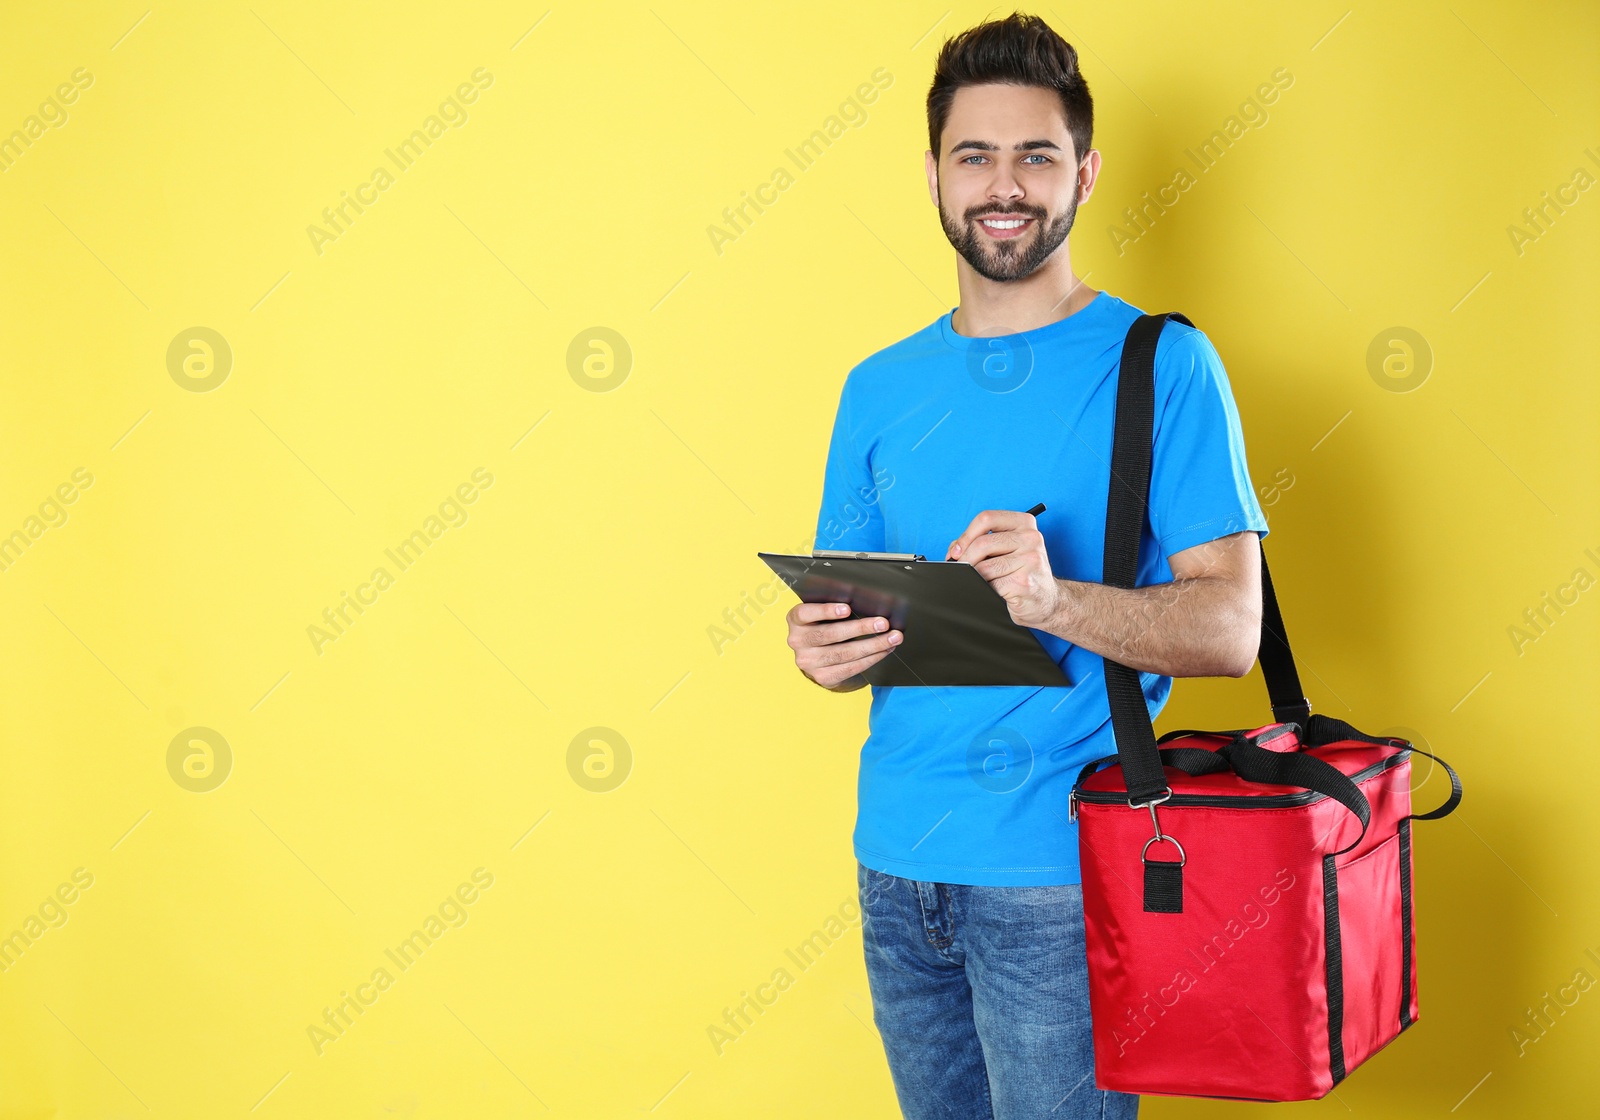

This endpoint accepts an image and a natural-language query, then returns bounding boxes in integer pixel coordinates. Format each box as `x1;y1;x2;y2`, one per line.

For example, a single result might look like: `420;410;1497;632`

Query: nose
985;162;1026;203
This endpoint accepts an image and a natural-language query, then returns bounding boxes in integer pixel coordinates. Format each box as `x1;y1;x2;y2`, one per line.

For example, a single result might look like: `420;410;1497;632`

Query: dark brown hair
926;12;1093;164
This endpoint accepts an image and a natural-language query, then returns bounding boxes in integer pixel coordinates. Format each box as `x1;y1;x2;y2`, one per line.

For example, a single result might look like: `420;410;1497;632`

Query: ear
925;149;939;207
1076;149;1103;204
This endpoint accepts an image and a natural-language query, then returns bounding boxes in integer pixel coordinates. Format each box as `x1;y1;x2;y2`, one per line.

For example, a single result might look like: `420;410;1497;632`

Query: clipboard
757;549;1073;687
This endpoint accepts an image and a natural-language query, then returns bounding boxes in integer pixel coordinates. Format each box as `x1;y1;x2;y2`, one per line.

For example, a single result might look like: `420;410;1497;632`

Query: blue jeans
858;862;1140;1120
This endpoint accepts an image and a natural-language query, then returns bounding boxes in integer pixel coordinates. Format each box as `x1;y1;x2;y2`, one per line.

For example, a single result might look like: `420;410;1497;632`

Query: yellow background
0;1;1595;1116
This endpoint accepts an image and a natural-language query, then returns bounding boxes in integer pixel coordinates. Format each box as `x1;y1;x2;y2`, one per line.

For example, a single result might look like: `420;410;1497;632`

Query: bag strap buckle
1128;787;1173;844
1272;697;1313;725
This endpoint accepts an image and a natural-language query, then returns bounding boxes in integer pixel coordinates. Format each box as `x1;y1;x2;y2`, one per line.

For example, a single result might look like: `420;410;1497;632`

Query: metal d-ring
1142;832;1186;866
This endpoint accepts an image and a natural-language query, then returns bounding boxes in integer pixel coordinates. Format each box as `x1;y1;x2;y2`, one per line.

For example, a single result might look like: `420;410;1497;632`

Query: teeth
981;218;1027;229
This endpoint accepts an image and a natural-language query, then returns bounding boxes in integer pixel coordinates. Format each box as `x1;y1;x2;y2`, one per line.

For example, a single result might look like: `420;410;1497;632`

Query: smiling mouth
976;216;1034;239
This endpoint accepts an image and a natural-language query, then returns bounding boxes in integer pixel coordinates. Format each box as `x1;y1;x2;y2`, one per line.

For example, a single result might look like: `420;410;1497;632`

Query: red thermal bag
1068;313;1462;1101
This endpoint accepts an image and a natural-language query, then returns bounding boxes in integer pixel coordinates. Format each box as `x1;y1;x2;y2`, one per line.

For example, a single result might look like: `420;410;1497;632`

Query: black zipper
1070;749;1411;813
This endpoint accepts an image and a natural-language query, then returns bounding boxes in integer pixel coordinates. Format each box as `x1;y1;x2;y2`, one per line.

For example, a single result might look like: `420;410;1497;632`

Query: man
784;12;1269;1120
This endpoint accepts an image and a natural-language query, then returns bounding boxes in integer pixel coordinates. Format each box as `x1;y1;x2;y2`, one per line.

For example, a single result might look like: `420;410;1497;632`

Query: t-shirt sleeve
1147;329;1268;561
813;371;889;553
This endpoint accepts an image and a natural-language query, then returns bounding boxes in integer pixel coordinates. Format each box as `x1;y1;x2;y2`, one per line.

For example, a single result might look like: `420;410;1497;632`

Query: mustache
964;205;1046;220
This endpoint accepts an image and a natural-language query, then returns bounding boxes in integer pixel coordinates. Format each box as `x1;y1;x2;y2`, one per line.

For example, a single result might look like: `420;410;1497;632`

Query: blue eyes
961;154;1052;165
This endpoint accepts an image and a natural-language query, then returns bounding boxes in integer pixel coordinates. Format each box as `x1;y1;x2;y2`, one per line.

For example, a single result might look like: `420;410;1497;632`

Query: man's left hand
945;509;1062;629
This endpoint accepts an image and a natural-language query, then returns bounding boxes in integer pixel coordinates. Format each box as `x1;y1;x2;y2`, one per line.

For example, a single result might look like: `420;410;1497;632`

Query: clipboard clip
810;549;928;562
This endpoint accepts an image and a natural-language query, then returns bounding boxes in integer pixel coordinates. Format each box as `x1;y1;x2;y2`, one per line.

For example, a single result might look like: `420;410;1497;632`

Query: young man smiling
784;12;1269;1120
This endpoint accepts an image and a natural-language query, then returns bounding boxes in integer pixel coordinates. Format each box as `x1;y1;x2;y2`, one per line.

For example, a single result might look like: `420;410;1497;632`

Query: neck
949;245;1097;338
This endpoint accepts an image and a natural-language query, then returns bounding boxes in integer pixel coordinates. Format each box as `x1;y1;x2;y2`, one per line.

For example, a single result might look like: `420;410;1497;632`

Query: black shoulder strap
1101;312;1310;804
1260;554;1311;724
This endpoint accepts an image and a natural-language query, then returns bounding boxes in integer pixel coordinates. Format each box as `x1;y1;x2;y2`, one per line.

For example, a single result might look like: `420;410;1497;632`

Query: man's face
925;83;1097;282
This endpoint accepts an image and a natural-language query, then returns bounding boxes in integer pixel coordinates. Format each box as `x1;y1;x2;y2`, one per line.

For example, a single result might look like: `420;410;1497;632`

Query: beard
937;177;1078;282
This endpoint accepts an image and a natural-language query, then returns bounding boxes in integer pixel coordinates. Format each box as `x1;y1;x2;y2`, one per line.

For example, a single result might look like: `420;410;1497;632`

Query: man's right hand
785;601;903;691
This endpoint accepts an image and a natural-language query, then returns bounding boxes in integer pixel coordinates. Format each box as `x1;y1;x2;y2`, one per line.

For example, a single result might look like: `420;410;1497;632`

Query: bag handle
1163;733;1461;843
1078;726;1371;855
1164;729;1373;855
1399;747;1463;821
1075;721;1463;847
1100;312;1310;806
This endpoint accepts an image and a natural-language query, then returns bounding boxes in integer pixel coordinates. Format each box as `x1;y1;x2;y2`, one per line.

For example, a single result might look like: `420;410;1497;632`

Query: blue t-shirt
812;290;1268;886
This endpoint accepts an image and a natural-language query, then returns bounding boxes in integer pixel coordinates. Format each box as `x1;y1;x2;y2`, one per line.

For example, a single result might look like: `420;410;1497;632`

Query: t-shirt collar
937;289;1110;352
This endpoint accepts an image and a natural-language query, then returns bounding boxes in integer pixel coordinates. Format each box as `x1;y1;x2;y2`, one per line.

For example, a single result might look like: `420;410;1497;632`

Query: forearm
1041;575;1259;678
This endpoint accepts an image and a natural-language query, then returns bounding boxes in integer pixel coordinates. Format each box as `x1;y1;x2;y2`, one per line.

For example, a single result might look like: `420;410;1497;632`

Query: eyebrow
949;138;1063;154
